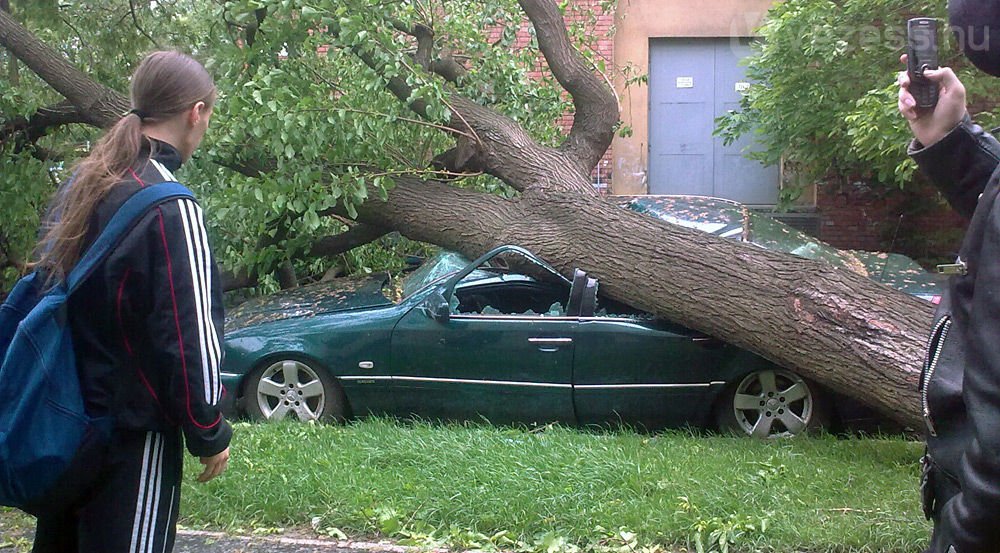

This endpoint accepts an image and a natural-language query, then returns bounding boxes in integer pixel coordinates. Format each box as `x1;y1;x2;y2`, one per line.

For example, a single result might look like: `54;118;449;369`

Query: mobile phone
907;18;940;109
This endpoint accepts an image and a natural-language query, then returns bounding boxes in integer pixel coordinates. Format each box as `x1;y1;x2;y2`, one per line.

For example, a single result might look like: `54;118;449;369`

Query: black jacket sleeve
146;197;232;457
909;115;1000;220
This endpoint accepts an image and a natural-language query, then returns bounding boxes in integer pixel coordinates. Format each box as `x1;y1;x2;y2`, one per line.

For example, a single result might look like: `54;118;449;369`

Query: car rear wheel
715;368;829;438
244;358;345;422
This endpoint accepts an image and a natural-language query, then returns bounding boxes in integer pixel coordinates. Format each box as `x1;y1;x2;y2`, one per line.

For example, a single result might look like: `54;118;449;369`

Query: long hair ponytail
34;50;216;282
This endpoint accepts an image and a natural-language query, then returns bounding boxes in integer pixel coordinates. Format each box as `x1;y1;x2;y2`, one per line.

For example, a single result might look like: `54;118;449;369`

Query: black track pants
32;429;183;553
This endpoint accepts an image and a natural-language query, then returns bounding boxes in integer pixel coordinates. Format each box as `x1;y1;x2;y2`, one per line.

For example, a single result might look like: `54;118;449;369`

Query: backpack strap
66;182;195;294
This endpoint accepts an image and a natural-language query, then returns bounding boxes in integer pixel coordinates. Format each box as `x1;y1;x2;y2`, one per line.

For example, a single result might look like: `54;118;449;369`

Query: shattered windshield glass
399;251;470;299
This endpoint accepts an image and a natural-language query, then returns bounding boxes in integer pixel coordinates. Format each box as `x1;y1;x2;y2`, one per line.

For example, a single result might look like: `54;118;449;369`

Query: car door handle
529;337;572;353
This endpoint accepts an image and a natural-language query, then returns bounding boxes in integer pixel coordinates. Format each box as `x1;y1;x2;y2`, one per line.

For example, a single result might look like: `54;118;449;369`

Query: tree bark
0;0;16;86
0;9;127;127
309;224;389;257
276;260;298;289
1;100;88;149
517;0;618;172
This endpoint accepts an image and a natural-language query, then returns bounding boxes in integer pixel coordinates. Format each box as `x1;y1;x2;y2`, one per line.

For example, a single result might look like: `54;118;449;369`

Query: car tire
243;358;346;423
715;368;830;438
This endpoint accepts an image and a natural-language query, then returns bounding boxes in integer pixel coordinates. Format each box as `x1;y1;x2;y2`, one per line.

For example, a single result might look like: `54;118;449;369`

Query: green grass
177;418;929;553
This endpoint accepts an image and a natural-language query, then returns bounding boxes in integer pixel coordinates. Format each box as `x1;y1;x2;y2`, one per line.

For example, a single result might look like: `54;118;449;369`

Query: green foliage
716;0;1000;195
0;147;51;283
0;0;577;291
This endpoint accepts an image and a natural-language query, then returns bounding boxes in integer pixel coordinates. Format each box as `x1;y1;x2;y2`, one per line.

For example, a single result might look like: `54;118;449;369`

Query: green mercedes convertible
221;196;941;438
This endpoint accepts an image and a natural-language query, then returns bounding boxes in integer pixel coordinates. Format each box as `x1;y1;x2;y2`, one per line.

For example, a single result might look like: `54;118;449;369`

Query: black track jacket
67;139;231;458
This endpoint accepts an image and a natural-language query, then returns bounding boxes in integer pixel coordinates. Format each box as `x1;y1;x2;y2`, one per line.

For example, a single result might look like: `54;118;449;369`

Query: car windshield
747;213;869;276
399;251;470;299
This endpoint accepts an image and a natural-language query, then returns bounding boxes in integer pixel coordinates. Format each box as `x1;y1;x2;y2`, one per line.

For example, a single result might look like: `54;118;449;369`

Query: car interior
450;250;657;321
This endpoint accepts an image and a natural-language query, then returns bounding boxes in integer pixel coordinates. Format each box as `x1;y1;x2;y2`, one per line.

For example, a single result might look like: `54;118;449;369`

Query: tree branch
327;10;592;194
517;0;617;172
221;223;389;291
428;55;466;83
212;154;273;179
412;22;433;70
0;0;16;86
221;268;257;292
0;9;126;127
1;100;89;149
308;223;389;257
129;0;161;48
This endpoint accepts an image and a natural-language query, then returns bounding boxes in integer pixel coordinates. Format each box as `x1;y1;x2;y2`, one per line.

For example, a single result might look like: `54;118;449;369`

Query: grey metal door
648;38;778;205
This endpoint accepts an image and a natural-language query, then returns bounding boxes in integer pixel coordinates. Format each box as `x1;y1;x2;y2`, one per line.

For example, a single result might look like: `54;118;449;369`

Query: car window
454;281;568;316
594;295;655;320
400;251;470;299
748;213;869;275
451;250;570;316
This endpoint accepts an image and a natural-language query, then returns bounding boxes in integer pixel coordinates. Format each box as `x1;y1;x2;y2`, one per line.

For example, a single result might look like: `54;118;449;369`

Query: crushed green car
221;234;911;437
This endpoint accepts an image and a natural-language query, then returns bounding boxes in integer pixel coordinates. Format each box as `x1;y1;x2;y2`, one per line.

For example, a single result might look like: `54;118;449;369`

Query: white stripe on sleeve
191;202;223;402
176;199;216;404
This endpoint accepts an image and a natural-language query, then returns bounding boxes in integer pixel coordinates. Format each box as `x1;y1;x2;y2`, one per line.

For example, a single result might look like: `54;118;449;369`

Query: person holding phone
897;2;1000;552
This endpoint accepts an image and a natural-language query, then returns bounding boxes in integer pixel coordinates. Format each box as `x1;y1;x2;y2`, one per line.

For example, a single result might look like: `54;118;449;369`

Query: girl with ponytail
31;51;232;553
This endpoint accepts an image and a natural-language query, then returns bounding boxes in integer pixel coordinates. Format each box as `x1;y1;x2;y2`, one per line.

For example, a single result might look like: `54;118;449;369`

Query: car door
572;297;734;429
390;270;577;426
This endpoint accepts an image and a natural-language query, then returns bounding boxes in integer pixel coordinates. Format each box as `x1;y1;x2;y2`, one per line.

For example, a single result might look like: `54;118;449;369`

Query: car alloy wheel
246;359;343;422
717;368;829;438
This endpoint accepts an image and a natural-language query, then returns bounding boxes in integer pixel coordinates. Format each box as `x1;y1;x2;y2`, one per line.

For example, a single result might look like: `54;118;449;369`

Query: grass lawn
170;418;928;553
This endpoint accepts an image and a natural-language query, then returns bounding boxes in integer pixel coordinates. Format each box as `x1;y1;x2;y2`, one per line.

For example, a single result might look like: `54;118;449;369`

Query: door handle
529;337;572;352
528;337;573;343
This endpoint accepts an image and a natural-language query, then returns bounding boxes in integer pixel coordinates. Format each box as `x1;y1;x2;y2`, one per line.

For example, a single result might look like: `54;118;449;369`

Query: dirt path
173;530;428;553
1;511;443;553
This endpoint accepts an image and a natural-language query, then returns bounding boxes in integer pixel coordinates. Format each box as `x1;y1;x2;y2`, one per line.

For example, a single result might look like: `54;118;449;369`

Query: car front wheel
244;358;345;422
715;368;829;438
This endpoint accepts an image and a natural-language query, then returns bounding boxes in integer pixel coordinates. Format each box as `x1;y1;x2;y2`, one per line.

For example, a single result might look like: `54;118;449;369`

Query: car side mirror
420;290;451;323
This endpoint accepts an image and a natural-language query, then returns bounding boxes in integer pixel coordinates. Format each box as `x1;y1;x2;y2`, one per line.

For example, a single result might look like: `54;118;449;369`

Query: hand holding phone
907;18;940;108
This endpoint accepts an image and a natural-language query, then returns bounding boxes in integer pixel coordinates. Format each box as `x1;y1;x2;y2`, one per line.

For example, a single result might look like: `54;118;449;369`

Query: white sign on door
735;82;751;93
676;76;694;89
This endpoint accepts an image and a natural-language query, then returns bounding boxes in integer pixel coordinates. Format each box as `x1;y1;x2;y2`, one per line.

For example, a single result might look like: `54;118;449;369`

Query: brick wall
816;178;966;265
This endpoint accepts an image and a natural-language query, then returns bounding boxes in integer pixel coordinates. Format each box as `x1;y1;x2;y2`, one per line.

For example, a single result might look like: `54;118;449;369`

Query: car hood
225;273;393;333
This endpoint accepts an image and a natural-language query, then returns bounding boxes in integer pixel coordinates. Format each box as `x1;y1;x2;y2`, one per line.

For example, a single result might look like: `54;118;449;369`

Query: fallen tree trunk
354;179;931;428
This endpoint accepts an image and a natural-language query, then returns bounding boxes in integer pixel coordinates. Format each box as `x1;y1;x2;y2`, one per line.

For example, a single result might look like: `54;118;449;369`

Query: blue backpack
0;182;193;512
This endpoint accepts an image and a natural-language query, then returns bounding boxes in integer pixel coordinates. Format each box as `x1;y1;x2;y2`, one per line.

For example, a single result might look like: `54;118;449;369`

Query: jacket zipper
922;316;951;437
